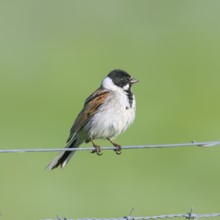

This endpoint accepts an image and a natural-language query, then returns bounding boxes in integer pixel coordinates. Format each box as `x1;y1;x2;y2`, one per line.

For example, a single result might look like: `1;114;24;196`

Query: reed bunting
46;69;138;169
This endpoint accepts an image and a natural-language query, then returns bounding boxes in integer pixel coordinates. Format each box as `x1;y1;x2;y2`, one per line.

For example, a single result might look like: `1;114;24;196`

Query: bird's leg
107;139;122;155
90;139;103;156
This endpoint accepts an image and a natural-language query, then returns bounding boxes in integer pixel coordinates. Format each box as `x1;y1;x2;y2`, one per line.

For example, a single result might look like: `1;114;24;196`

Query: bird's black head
107;69;138;89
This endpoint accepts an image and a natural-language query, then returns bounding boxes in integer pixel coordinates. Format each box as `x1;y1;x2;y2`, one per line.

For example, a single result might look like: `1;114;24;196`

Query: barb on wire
0;141;220;154
43;210;220;220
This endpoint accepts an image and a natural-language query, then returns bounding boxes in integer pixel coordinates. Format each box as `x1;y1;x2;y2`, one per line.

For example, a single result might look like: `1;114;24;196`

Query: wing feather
66;88;110;143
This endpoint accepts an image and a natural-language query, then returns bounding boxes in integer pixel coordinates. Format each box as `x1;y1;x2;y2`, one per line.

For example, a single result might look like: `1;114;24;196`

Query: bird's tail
46;137;81;170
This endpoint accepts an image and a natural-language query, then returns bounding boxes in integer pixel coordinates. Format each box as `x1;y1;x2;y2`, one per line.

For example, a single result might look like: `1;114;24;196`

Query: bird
46;69;138;169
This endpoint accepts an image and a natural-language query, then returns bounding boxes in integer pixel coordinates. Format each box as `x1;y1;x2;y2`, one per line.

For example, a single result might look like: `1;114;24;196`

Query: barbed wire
43;209;220;220
0;141;219;154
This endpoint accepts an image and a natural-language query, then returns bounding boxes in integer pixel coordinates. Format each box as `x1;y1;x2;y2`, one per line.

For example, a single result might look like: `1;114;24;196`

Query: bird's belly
86;105;135;140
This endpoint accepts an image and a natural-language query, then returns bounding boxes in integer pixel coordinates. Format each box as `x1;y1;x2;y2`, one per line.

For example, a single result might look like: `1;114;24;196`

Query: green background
0;1;220;219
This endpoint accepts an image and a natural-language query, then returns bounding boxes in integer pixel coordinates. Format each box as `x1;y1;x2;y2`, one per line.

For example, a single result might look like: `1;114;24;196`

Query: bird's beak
130;77;139;84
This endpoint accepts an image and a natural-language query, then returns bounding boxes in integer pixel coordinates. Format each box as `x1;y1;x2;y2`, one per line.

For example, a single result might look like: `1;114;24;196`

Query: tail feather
46;138;79;170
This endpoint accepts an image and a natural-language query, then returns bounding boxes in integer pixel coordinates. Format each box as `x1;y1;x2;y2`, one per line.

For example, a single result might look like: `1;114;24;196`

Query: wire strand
43;211;220;220
0;141;220;153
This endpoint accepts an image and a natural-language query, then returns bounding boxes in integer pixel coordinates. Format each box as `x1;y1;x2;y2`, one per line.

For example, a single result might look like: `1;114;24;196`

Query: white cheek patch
123;84;129;91
102;77;119;91
102;77;113;88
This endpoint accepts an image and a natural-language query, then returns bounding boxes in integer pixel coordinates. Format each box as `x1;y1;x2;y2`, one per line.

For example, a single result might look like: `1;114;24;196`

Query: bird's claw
114;145;122;155
90;145;103;156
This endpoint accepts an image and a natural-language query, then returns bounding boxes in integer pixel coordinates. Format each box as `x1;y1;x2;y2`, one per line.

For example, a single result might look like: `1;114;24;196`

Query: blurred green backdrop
0;0;220;219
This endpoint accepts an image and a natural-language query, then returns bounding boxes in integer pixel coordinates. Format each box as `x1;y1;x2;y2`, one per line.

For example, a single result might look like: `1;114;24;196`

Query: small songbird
46;69;138;169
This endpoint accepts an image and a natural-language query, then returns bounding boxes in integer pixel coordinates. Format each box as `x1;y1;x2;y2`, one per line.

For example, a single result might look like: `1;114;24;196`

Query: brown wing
66;88;110;143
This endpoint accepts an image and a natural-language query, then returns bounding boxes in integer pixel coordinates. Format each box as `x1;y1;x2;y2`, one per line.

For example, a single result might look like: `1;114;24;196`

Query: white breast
86;90;136;140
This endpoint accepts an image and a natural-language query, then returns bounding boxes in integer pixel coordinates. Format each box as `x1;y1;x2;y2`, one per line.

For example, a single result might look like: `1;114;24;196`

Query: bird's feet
108;139;122;155
90;140;103;156
114;144;122;155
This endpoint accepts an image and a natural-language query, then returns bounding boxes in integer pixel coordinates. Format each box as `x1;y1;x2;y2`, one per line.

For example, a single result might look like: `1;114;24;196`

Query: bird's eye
122;77;129;83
